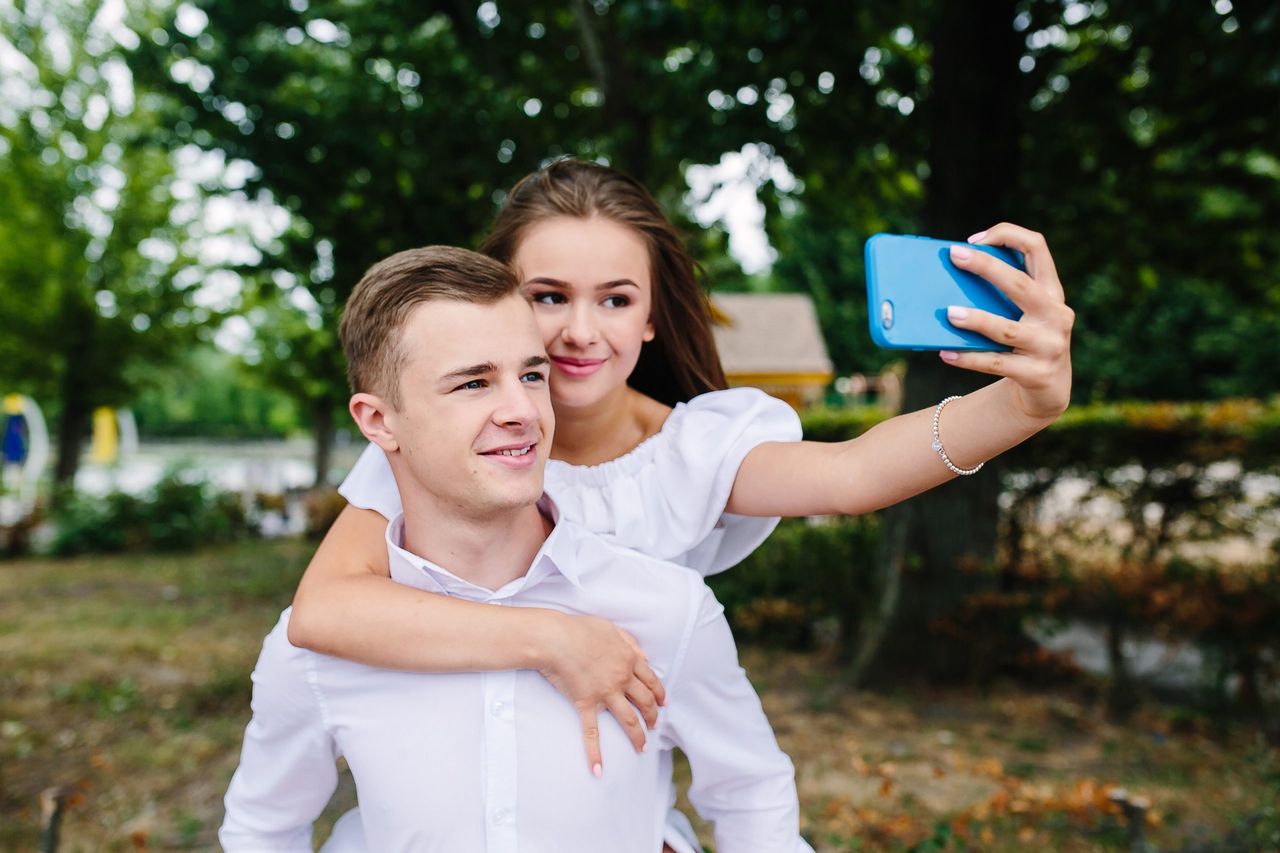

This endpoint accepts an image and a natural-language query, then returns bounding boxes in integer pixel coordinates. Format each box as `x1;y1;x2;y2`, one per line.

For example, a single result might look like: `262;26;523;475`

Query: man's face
379;294;554;519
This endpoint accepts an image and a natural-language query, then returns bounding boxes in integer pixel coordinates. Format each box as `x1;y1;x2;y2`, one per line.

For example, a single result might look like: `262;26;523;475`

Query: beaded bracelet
931;395;984;476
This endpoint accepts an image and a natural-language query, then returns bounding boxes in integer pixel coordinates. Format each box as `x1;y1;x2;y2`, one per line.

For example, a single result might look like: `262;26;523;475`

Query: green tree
129;0;809;480
0;0;203;487
129;1;1279;679
760;1;1280;679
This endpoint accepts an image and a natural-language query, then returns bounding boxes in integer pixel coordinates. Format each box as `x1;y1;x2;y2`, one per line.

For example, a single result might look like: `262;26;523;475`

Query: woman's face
512;215;655;411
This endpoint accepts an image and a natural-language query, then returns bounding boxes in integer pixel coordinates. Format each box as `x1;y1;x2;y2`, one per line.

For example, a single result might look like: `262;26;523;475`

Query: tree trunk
1105;616;1137;719
53;300;97;492
853;0;1023;684
312;402;334;489
52;401;89;489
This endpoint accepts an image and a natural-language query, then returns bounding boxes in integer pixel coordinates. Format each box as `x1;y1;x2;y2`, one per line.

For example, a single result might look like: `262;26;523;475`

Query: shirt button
493;808;512;825
491;700;505;716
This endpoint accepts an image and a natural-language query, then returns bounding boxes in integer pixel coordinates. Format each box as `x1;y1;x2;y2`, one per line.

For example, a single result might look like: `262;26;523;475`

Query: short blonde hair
339;246;518;408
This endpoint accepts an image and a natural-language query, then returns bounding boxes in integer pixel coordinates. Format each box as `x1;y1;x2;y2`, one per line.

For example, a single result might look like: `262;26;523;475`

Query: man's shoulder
567;523;708;593
253;607;356;691
556;524;717;646
254;608;314;674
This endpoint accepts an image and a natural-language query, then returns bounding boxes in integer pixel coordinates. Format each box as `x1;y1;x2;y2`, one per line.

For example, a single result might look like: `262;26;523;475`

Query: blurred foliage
765;2;1280;400
0;2;213;483
48;470;250;555
3;0;1275;693
127;0;827;472
709;515;879;649
302;485;346;539
805;397;1280;466
116;1;1277;677
721;402;1280;709
131;346;303;439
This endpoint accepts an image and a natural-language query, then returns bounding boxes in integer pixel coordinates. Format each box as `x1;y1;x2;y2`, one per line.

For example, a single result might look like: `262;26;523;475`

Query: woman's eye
531;291;566;305
602;295;631;308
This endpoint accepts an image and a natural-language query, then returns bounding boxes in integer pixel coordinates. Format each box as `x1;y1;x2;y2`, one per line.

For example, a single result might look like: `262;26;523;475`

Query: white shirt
220;503;809;853
339;388;803;576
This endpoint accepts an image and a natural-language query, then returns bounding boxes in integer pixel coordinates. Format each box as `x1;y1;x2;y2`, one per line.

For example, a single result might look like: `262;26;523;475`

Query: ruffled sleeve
544;387;802;577
337;442;403;520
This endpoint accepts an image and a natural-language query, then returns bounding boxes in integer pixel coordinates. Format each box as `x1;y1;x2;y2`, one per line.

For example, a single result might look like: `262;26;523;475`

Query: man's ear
349;392;400;453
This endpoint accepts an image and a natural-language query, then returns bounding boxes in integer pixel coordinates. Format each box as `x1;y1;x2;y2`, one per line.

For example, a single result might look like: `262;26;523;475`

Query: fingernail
967;230;988;243
940;350;959;363
642;742;650;753
949;245;972;261
947;306;969;322
592;762;603;778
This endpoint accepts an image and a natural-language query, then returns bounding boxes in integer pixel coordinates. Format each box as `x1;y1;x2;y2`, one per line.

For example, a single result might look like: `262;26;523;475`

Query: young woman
290;159;1074;851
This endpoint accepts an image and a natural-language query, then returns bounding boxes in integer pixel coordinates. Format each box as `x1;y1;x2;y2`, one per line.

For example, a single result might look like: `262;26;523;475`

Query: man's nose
494;377;541;427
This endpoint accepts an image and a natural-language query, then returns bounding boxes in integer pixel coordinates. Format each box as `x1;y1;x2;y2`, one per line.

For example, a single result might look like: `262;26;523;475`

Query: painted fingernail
947;306;969;322
592;762;603;778
949;245;972;261
968;230;988;243
940;350;959;363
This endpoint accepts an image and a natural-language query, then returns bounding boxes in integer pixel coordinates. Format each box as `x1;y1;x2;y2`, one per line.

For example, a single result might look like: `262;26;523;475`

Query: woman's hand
536;611;667;776
940;223;1075;422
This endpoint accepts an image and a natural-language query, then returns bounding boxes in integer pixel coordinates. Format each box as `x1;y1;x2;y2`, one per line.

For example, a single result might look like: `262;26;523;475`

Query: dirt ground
2;540;1275;851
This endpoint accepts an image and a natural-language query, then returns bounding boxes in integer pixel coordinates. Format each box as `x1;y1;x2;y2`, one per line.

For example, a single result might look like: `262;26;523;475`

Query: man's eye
457;379;486;391
521;371;547;383
602;295;631;308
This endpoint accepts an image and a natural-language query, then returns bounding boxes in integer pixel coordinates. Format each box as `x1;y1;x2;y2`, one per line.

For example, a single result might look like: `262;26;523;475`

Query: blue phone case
864;233;1024;351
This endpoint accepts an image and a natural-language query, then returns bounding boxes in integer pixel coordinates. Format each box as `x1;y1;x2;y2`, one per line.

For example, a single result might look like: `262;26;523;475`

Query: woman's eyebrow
522;277;639;290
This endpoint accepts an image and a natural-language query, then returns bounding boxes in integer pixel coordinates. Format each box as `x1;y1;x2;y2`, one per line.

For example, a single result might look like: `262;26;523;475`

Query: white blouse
338;387;803;577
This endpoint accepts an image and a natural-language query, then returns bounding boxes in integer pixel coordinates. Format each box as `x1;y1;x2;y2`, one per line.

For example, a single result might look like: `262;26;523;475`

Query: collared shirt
220;502;808;853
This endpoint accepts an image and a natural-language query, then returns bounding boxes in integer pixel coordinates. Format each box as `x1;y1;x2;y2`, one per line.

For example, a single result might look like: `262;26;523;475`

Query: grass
2;540;1277;851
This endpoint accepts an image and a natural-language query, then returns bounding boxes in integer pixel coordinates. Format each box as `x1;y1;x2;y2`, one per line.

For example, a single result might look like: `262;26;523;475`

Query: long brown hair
480;159;727;407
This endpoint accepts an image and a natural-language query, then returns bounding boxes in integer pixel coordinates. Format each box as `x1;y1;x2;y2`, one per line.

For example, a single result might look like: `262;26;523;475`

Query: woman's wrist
996;378;1062;433
519;607;567;673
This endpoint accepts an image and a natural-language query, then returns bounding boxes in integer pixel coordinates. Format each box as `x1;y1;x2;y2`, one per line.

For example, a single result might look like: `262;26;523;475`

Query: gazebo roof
710;293;833;376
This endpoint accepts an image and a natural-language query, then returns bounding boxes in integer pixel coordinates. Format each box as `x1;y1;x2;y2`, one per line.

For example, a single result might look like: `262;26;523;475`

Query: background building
711;293;834;409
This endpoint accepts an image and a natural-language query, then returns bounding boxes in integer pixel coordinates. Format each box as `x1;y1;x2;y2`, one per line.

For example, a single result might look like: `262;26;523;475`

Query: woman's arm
287;504;666;772
726;223;1074;518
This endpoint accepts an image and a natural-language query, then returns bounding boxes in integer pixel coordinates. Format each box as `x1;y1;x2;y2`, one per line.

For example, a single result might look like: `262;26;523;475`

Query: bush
49;471;250;556
710;516;880;650
791;399;1280;706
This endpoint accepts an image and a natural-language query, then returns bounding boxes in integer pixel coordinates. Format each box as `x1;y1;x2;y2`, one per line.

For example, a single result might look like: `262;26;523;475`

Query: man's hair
339;246;519;408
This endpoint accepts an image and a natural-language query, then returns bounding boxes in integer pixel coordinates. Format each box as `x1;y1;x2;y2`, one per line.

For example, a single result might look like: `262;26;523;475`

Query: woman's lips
551;356;606;378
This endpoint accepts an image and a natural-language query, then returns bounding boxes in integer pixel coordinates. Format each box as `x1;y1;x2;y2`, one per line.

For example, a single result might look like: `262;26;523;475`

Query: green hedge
708;516;879;649
800;398;1280;468
715;399;1280;705
49;472;252;556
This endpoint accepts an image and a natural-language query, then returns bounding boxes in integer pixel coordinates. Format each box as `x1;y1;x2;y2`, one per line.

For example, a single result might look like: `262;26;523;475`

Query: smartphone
864;233;1024;351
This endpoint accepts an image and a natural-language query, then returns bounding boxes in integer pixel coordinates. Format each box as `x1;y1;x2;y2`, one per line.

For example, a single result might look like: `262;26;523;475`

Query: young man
219;247;809;852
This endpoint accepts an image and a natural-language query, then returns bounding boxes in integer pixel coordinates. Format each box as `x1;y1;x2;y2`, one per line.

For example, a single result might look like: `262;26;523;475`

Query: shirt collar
383;495;585;601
